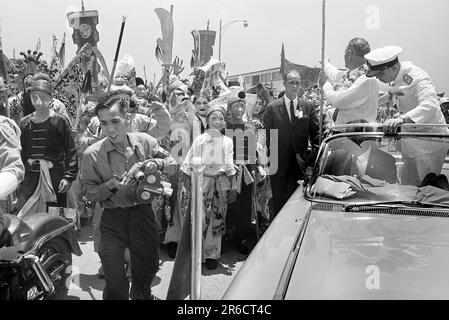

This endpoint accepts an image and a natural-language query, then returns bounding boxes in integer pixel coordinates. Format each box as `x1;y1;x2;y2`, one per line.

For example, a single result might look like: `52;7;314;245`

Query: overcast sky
1;0;448;94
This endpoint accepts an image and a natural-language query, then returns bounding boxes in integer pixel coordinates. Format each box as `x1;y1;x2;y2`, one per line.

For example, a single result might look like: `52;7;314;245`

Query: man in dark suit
264;70;320;217
323;142;398;184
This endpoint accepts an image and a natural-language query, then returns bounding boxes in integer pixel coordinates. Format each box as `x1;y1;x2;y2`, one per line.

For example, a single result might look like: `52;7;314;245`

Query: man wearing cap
16;74;78;214
8;72;71;127
365;46;449;185
264;70;320;216
322;38;379;125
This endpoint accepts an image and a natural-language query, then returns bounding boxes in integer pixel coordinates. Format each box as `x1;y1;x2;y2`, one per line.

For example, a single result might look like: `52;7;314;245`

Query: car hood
285;206;449;299
223;187;310;300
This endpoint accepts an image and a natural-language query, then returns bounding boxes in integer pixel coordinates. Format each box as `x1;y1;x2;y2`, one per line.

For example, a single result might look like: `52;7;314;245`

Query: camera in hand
134;162;173;204
134;170;145;181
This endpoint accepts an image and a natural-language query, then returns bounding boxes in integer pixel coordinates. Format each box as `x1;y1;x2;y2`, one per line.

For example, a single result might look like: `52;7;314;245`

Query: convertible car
223;124;449;299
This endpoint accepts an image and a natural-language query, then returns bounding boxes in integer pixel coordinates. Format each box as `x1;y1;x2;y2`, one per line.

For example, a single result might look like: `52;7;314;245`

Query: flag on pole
280;43;286;77
190;29;216;68
53;43;91;128
154;7;174;66
199;30;216;66
155;6;175;89
49;35;64;79
190;30;200;68
280;43;325;90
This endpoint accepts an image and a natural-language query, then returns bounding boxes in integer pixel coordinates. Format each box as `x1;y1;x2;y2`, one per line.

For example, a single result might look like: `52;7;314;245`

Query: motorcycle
0;211;82;300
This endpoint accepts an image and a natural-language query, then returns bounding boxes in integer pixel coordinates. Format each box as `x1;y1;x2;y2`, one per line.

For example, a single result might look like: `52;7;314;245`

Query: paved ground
65;222;247;300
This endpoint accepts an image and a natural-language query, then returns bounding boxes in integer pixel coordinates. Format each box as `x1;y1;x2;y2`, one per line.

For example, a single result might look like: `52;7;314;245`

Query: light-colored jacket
323;63;379;124
391;61;447;132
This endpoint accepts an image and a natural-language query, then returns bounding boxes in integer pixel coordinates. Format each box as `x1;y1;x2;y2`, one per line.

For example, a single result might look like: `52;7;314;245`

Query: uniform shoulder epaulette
403;74;413;85
0;116;20;148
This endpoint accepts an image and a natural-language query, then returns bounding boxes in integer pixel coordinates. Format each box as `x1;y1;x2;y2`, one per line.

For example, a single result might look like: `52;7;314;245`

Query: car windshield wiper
343;200;449;212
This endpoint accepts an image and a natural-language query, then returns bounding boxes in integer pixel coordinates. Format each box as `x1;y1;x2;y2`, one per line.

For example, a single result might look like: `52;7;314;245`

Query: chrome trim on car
329;123;449;134
273;207;312;300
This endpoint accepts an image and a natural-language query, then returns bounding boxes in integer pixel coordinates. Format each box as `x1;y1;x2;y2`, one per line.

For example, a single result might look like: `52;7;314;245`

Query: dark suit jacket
264;96;320;176
323;146;398;184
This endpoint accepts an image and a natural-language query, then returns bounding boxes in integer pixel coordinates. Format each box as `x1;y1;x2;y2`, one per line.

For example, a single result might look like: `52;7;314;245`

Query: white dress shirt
283;96;299;122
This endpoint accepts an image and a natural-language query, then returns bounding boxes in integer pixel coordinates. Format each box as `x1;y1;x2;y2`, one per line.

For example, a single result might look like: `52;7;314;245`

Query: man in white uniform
365;46;449;185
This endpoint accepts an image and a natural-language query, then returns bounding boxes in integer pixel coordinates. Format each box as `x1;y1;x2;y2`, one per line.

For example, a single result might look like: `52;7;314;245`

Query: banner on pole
190;30;200;68
67;9;101;92
281;43;325;90
53;43;91;127
49;35;64;79
155;8;174;66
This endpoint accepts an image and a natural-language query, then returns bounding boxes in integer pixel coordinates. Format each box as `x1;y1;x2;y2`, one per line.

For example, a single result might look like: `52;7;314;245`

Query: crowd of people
0;35;448;300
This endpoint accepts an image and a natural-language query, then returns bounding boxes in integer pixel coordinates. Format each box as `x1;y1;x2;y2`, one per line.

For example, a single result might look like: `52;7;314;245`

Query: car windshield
305;124;449;207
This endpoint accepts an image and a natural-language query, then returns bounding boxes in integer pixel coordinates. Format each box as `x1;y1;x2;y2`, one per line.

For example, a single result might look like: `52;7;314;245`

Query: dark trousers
99;204;160;300
18;163;67;212
226;179;253;244
270;155;302;218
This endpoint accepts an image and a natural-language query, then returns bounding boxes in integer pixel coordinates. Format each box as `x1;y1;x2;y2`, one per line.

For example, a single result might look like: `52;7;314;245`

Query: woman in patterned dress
179;105;236;270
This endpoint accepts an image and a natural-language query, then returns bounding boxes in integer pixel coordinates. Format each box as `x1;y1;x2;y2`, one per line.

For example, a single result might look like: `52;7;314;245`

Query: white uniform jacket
391;61;447;132
391;61;449;185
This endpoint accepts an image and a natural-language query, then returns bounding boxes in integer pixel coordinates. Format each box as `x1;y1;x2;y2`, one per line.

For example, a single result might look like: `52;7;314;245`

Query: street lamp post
218;19;248;61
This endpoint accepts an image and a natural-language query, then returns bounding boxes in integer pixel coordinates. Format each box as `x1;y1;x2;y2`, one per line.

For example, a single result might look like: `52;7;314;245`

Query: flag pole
35;37;41;52
319;0;326;144
190;157;204;300
143;65;148;87
59;32;66;68
107;16;127;93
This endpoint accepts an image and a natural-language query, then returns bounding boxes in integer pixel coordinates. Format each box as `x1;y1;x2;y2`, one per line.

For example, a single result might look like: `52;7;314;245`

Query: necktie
290;100;295;123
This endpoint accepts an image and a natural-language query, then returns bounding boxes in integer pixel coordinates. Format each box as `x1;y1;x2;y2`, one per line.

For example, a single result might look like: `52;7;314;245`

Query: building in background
228;67;283;96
